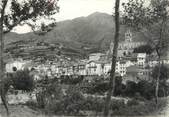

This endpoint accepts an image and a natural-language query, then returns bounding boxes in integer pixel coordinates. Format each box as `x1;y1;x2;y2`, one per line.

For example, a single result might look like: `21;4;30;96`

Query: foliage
137;80;155;100
123;78;169;100
62;85;85;115
152;65;169;96
9;69;35;91
127;99;139;107
123;81;137;97
110;99;126;111
152;64;169;81
36;83;85;115
114;76;124;96
60;75;84;85
82;76;123;95
83;96;105;112
1;0;59;33
122;0;169;28
122;0;169;105
112;98;167;116
133;44;154;54
36;82;64;109
122;0;169;52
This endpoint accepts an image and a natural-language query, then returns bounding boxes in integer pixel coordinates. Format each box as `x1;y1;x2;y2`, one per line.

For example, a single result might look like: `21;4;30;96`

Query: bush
36;82;64;109
36;83;86;116
25;100;38;110
9;69;35;91
60;75;84;85
84;76;123;95
137;80;155;100
124;81;137;97
112;98;168;116
83;96;104;112
62;86;85;115
110;100;126;111
127;99;139;106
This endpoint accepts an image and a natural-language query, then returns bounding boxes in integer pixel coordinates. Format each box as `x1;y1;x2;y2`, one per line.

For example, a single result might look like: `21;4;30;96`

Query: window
94;68;96;72
12;67;17;72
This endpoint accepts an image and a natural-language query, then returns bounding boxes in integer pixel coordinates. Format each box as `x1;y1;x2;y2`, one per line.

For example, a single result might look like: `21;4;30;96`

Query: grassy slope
4;12;148;60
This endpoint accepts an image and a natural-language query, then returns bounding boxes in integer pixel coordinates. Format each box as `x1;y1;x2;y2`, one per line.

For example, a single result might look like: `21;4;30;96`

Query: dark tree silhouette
103;0;121;116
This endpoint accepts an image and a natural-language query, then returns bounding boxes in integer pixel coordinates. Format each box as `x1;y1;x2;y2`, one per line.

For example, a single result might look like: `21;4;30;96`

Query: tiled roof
87;60;110;64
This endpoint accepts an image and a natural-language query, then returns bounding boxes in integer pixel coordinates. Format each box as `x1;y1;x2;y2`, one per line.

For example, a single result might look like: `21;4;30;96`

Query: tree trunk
0;0;9;116
0;6;4;82
103;0;120;116
155;17;166;105
155;57;161;105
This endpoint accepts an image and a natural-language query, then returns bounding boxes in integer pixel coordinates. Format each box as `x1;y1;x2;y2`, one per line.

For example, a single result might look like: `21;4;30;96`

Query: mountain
4;12;148;59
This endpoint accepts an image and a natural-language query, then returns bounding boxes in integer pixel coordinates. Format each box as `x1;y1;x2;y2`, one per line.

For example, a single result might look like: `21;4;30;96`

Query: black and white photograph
0;0;169;116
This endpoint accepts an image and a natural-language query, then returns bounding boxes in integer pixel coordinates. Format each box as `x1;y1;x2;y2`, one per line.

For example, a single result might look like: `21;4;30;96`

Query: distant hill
4;12;148;59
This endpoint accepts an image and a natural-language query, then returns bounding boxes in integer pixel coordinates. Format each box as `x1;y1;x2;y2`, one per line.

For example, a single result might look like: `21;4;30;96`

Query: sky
12;0;122;33
55;0;115;21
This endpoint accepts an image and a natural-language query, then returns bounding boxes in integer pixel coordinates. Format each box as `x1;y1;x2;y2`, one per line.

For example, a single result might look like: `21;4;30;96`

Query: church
108;30;146;57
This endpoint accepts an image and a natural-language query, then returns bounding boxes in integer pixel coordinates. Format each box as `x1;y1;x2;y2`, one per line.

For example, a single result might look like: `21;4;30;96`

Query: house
86;60;104;76
148;56;158;68
116;59;134;77
147;51;169;68
117;61;127;77
78;64;86;75
103;62;111;74
88;53;106;61
5;59;32;73
137;53;147;68
161;53;169;64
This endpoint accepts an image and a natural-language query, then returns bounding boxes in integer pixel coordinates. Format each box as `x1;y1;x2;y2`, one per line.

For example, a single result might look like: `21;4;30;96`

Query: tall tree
103;0;120;116
0;0;59;115
152;64;169;97
122;0;169;104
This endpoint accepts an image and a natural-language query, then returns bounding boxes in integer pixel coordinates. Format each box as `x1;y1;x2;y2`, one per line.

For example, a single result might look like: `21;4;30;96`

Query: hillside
4;12;148;59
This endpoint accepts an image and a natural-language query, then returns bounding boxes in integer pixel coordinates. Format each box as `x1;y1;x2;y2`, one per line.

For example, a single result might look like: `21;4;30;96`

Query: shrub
110;100;126;111
124;81;137;97
60;75;84;85
9;69;35;91
36;82;64;109
25;100;38;110
36;84;85;115
83;96;105;112
112;98;168;116
127;99;139;107
137;80;155;100
84;76;123;95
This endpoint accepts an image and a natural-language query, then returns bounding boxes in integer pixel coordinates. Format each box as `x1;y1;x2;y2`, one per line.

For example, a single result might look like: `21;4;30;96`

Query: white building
103;62;111;74
6;60;31;73
137;53;147;68
86;61;104;76
78;64;86;75
88;53;106;61
109;30;146;57
96;59;135;77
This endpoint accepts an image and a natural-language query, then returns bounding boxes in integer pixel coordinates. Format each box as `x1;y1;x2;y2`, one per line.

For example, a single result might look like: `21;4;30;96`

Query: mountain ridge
4;12;148;59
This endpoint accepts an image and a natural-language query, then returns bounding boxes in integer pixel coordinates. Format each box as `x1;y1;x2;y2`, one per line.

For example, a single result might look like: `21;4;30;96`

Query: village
1;0;169;116
5;30;169;83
